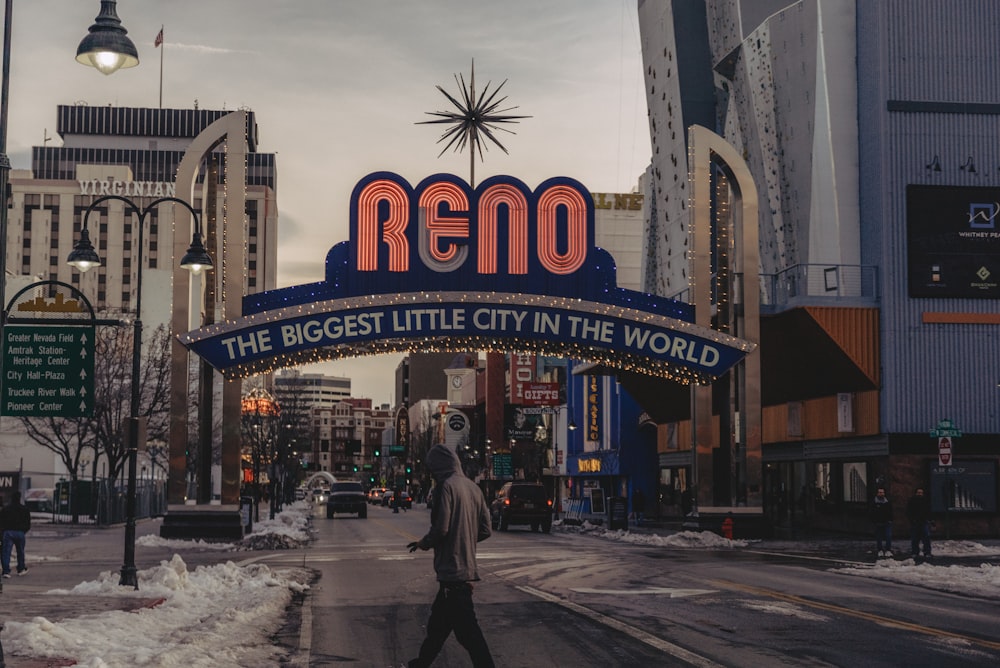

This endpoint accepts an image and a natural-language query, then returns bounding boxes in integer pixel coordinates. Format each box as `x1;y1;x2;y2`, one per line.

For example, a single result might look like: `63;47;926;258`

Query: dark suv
491;482;552;532
326;481;367;519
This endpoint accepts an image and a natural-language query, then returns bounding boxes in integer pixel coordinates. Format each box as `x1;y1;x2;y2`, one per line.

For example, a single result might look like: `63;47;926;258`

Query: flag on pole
154;28;163;48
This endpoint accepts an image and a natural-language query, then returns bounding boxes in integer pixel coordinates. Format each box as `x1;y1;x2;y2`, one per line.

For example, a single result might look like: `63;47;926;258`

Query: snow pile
2;554;310;667
557;522;750;548
136;534;234;551
832;558;1000;599
135;501;313;552
237;501;312;550
931;540;1000;558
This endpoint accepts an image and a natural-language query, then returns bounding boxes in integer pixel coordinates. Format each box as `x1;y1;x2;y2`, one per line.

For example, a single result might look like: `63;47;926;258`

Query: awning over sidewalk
575;306;880;423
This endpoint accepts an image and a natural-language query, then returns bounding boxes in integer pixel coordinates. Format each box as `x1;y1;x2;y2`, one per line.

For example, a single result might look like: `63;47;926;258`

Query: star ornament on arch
417;60;531;161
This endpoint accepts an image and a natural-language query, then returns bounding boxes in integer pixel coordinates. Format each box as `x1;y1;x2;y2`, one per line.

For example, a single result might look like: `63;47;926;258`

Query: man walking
407;444;494;667
906;487;932;560
1;491;31;577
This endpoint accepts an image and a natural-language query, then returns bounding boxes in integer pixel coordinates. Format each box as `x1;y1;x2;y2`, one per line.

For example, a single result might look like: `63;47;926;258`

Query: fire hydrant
721;514;734;540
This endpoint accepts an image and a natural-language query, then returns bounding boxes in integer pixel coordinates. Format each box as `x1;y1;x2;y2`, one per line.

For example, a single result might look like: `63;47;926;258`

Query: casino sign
179;172;754;383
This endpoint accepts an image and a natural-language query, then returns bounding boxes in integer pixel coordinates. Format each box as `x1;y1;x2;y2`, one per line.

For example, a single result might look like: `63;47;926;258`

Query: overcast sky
8;1;651;404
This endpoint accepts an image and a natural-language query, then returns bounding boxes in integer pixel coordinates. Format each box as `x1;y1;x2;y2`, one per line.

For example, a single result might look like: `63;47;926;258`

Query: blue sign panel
179;173;755;382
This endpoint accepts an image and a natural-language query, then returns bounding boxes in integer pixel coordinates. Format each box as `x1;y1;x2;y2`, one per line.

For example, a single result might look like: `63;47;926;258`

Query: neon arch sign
179;172;754;382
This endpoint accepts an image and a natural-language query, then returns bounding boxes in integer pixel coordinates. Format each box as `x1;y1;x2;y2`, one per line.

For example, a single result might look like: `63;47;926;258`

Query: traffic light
368;474;376;483
405;465;412;474
353;465;359;472
374;448;381;458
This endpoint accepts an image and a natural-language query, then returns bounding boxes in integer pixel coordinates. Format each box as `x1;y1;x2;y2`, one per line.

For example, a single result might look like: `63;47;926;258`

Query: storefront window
842;462;868;503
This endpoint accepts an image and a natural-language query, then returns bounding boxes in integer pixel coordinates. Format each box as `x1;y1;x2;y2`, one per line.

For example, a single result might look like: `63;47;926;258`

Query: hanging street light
75;0;139;75
68;195;212;589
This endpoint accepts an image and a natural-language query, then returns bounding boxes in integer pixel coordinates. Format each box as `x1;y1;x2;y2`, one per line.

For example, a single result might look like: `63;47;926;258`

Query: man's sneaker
2;573;10;579
16;569;27;576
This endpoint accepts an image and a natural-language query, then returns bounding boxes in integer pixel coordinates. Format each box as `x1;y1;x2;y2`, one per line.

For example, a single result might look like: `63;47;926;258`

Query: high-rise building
5;105;278;319
0;104;278;487
274;370;351;409
630;0;999;534
395;352;470;408
591;190;645;292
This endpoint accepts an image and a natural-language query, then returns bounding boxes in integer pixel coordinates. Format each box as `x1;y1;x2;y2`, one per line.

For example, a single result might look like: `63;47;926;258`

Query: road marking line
516;585;723;667
710;579;1000;652
288;587;313;667
570;587;717;597
370;517;421;542
740;548;869;567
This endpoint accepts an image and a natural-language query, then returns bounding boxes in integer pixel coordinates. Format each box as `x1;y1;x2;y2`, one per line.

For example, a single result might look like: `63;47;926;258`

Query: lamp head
180;232;214;275
67;228;102;272
76;1;139;75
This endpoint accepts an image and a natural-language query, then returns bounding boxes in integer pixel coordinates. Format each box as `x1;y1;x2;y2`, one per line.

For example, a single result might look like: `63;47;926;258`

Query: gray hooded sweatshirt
417;444;491;582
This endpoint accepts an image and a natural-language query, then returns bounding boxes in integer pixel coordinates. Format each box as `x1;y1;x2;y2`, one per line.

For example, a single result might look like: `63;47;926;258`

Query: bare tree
88;321;172;482
18;412;95;523
272;371;314;510
240;386;280;521
19;319;172;518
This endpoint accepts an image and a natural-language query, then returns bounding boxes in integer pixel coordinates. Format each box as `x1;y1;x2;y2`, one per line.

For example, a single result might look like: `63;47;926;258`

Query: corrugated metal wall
858;0;1000;435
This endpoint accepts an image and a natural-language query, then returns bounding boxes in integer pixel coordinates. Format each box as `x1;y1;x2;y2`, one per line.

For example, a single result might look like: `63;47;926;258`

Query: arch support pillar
688;124;762;512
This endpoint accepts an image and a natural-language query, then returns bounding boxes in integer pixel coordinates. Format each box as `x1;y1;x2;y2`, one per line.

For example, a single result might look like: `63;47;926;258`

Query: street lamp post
0;12;140;661
68;194;212;589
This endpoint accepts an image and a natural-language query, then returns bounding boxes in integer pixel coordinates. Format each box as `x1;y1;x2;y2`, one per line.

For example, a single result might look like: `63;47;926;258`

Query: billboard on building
907;185;1000;298
505;404;542;442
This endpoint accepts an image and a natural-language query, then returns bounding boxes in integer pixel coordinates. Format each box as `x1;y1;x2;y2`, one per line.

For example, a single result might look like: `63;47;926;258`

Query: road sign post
929;418;962;538
2;324;95;417
937;437;953;467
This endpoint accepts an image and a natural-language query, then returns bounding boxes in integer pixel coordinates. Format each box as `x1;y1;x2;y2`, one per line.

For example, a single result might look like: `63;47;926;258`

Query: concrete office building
274;370;352;409
1;104;278;488
5;105;277;317
634;1;999;535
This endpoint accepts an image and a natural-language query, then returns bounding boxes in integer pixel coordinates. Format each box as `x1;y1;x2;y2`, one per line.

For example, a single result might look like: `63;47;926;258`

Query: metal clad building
858;1;1000;435
636;1;999;534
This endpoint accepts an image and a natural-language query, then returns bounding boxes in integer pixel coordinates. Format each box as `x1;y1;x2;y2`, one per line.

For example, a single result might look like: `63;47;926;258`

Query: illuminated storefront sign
587;374;601;445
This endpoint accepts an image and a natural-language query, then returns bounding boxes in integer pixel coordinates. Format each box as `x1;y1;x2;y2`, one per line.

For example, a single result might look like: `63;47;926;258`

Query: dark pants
410;582;494;668
874;523;892;553
910;521;932;557
2;530;27;574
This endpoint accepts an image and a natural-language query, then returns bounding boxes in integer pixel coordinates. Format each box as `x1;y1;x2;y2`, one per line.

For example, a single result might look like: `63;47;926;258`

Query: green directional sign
929;418;962;439
2;325;95;417
493;453;513;478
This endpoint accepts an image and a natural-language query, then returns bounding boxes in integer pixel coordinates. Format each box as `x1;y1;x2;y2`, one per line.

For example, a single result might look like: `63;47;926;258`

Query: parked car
367;487;388;504
491;482;552;532
25;488;53;513
326;481;367;518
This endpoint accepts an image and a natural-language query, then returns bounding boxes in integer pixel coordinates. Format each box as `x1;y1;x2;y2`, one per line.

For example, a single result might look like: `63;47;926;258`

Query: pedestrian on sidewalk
407;444;495;668
869;487;893;558
906;487;932;560
631;487;645;525
1;491;31;577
